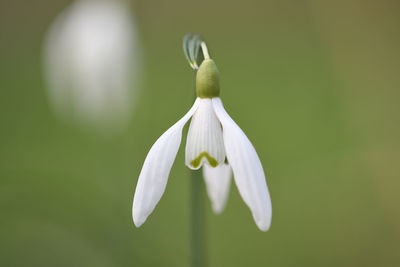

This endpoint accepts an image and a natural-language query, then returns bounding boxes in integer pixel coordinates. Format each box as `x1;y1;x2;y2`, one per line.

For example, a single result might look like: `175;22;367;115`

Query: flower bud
196;59;220;98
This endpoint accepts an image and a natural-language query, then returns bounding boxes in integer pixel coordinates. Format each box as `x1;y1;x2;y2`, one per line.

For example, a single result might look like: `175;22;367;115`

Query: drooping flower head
133;35;271;231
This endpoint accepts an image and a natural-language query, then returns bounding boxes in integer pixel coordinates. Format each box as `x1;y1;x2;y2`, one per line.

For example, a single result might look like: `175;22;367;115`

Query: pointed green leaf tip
196;59;220;98
183;34;204;69
190;151;219;168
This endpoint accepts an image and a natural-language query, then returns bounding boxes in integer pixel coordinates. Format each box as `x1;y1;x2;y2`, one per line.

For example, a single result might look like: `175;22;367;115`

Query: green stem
190;169;207;267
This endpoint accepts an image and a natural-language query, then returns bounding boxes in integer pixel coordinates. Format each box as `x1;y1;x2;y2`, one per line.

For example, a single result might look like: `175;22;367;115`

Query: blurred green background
1;0;400;266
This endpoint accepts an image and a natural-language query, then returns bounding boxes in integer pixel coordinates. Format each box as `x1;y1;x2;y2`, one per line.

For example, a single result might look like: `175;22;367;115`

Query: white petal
212;98;272;231
203;164;232;214
185;99;225;170
132;99;201;227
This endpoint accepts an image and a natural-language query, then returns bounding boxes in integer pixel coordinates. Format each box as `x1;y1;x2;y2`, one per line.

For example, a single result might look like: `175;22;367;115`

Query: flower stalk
200;42;210;60
190;169;207;267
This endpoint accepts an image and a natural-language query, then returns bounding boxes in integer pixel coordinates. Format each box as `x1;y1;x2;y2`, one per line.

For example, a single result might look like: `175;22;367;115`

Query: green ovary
196;59;220;98
190;151;219;168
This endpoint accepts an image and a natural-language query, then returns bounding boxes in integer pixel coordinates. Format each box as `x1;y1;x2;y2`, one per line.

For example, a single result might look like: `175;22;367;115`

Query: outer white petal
185;99;225;170
203;164;232;214
132;99;200;227
212;98;272;231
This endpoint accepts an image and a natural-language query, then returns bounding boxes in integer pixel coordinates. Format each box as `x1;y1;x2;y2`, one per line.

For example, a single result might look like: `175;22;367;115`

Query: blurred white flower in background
43;0;142;135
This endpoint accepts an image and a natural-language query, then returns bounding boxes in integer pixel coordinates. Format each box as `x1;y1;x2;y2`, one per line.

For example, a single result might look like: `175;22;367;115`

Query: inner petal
185;98;225;170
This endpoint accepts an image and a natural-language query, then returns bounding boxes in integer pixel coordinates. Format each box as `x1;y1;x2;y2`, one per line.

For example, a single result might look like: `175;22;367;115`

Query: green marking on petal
190;151;219;168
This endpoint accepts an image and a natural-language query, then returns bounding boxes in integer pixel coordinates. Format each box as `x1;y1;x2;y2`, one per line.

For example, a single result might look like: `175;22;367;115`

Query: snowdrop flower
132;43;271;231
43;0;141;134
